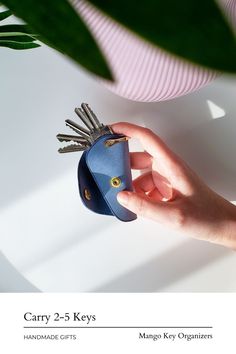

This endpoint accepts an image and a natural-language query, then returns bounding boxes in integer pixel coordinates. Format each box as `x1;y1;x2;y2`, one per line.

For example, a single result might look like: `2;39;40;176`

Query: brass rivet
84;188;91;201
110;177;121;188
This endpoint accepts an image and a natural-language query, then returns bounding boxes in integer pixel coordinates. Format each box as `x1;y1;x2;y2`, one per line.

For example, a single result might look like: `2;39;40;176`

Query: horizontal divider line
24;326;213;329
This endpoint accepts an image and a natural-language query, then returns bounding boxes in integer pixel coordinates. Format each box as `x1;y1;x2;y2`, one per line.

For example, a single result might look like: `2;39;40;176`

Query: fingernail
117;191;130;206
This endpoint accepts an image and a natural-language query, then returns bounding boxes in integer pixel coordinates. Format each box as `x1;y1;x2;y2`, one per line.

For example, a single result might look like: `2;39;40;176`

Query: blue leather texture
77;134;137;222
78;153;112;216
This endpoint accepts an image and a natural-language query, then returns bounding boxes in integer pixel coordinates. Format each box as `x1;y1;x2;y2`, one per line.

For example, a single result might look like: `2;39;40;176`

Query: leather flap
84;134;137;222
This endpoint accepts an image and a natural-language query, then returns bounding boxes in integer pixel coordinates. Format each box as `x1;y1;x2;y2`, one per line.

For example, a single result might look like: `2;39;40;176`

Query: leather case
78;133;137;222
57;103;137;222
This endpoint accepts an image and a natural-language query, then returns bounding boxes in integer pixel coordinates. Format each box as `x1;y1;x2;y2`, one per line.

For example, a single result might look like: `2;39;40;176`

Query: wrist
212;198;236;250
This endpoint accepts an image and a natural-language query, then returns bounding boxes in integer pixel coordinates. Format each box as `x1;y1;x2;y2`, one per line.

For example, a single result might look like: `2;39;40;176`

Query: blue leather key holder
57;103;137;222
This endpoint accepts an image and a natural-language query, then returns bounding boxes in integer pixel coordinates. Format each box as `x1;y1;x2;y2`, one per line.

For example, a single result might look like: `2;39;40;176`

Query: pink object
72;0;236;102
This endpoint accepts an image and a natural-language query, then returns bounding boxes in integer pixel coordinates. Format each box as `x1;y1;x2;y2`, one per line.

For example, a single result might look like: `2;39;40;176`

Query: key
65;119;93;143
58;144;87;154
57;102;118;154
56;133;90;145
57;131;90;154
90;124;113;142
81;103;103;131
74;107;94;132
80;103;113;143
73;103;112;144
57;134;90;154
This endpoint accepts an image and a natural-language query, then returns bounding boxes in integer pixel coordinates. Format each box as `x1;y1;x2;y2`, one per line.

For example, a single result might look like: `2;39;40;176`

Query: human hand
112;122;236;250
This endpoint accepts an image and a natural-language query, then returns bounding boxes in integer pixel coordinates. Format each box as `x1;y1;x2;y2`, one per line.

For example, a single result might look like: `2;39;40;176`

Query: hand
112;122;236;250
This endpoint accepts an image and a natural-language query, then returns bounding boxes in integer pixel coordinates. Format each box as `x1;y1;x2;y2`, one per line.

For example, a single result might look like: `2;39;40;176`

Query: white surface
0;44;236;292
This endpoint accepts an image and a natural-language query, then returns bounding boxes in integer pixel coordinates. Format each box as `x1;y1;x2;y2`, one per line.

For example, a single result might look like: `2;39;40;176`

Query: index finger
111;122;181;169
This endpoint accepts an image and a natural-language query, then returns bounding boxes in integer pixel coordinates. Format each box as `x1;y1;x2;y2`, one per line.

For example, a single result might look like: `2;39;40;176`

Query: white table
0;44;236;292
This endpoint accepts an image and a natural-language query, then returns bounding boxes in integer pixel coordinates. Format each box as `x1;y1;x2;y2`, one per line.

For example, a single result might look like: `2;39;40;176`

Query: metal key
81;103;103;131
57;102;115;153
80;103;113;143
56;133;89;145
58;145;87;154
74;107;94;132
65;119;92;143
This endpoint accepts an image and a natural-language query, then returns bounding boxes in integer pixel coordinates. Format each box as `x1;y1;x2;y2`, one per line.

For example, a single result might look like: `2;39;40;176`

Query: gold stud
84;188;91;200
110;177;121;188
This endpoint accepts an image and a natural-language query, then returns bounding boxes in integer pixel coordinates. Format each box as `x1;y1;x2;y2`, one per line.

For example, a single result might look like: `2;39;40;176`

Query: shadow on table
94;239;230;292
0;252;39;292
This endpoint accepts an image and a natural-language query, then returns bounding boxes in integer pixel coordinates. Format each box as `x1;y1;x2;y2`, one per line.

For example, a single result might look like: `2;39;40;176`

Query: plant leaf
0;9;11;21
0;34;37;42
89;0;236;73
0;24;35;35
1;0;113;80
0;31;37;37
0;40;40;49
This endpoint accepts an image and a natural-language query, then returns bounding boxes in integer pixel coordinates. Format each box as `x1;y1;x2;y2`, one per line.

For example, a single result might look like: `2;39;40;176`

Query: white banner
0;293;235;353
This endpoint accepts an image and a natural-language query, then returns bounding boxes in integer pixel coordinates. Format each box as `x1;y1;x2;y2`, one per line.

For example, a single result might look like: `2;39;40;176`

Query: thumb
117;191;173;223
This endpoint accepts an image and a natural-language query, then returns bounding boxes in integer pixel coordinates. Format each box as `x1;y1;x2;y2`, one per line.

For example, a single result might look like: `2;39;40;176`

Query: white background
0;35;236;292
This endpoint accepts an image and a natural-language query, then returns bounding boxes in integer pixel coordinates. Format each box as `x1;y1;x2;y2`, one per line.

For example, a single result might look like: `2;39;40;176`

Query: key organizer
57;103;137;222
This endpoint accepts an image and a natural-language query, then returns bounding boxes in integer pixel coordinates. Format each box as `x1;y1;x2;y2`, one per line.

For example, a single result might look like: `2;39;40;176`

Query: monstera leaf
89;0;236;73
0;6;39;49
0;0;113;80
1;0;236;79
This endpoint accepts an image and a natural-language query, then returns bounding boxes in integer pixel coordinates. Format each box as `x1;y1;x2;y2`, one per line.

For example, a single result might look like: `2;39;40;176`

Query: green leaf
0;24;35;35
0;34;37;42
89;0;236;73
1;0;113;80
0;31;36;37
0;9;11;21
0;24;39;45
0;40;40;49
